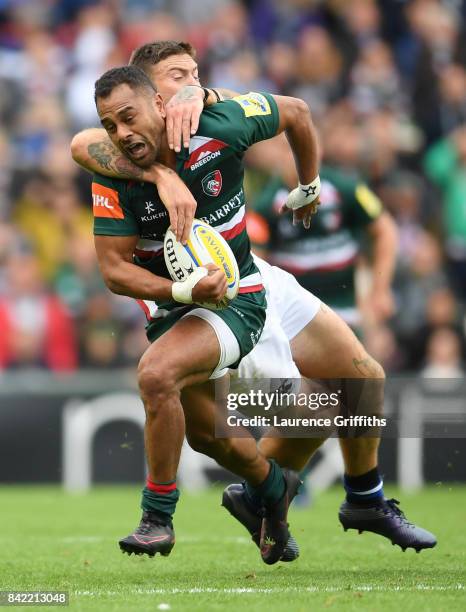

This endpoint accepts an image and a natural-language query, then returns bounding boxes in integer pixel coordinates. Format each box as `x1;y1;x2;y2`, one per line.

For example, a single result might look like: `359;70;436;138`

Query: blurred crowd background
0;0;465;375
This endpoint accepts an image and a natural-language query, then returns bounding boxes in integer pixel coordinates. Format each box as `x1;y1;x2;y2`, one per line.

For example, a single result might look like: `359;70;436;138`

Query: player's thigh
290;303;384;379
234;306;300;381
139;315;222;389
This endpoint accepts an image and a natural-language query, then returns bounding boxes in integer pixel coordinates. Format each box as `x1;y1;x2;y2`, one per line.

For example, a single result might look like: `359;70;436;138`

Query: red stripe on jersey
134;248;162;260
184;139;228;169
136;299;150;321
239;284;264;294
220;217;246;241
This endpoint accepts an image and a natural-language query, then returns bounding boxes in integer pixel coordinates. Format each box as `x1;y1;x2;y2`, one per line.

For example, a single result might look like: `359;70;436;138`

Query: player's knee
354;350;386;380
137;358;178;402
371;357;385;381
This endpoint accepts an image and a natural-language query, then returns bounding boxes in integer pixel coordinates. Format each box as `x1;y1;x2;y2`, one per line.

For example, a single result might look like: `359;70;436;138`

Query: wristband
172;267;208;304
211;89;222;103
284;176;321;211
298;176;321;203
201;87;210;105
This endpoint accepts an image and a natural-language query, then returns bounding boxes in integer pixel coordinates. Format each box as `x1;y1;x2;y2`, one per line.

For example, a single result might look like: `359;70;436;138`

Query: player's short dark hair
129;40;196;73
94;66;156;103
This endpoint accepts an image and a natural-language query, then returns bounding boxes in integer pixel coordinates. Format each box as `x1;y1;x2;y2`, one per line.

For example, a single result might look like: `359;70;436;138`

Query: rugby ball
164;218;240;310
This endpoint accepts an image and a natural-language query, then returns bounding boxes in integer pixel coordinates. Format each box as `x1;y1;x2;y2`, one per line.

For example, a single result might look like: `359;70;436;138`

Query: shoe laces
383;498;413;527
136;511;169;534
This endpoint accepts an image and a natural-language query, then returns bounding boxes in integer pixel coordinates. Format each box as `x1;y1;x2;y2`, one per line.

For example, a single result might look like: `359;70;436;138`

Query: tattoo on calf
352;357;379;377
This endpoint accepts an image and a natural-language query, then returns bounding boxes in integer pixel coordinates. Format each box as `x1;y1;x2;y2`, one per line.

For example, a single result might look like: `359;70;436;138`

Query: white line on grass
75;585;464;597
59;535;250;545
0;535;251;545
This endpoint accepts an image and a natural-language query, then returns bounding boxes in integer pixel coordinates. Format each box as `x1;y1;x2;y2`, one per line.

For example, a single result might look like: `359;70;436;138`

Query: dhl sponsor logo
91;183;124;219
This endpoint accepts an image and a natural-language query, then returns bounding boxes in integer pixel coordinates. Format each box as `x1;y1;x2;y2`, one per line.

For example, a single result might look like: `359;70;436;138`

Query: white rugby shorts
254;255;321;340
230;255;320;387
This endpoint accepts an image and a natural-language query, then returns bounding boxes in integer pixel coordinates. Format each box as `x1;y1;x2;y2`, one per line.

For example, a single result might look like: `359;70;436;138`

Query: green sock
141;480;180;523
245;460;286;507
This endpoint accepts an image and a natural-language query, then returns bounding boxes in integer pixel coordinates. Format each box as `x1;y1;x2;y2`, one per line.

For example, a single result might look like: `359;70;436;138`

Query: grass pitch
0;485;464;611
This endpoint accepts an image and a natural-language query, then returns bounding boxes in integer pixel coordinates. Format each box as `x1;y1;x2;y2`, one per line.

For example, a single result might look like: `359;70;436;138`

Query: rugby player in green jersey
250;151;397;330
72;41;436;555
91;65;321;564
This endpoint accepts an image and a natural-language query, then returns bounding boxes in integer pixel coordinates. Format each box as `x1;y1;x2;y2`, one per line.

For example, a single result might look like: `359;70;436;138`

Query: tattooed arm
70;128;145;180
70;128;197;243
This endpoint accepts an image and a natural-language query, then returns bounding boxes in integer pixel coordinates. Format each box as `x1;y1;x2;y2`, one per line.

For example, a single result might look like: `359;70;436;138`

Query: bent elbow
99;268;123;295
105;277;124;296
293;97;312;122
70;133;87;165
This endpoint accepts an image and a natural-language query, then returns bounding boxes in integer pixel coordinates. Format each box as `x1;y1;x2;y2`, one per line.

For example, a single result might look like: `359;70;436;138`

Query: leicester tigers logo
202;170;222;197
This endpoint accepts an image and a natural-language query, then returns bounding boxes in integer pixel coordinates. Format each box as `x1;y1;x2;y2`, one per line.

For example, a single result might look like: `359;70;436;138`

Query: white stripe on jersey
136;238;164;252
188;136;214;154
141;302;186;320
214;205;245;233
239;272;262;288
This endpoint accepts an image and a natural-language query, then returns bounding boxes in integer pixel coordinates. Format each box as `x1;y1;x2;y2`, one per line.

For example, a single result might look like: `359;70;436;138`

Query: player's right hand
191;264;228;304
165;86;204;153
279;196;320;229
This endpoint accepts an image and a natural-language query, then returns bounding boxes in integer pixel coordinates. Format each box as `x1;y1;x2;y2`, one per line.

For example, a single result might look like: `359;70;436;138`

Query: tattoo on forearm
114;156;143;179
88;141;114;171
88;141;143;179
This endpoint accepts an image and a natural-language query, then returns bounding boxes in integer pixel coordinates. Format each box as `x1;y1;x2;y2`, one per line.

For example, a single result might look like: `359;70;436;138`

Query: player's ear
154;93;166;119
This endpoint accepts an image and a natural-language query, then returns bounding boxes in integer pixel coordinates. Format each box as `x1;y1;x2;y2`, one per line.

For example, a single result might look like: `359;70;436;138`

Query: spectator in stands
408;287;465;369
78;291;123;368
292;26;345;118
424;125;466;299
393;230;448;343
0;251;77;371
422;326;464;378
13;175;92;281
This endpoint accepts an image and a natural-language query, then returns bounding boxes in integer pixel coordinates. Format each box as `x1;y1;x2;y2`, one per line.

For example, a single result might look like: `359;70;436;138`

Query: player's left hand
365;287;396;322
165;86;204;153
